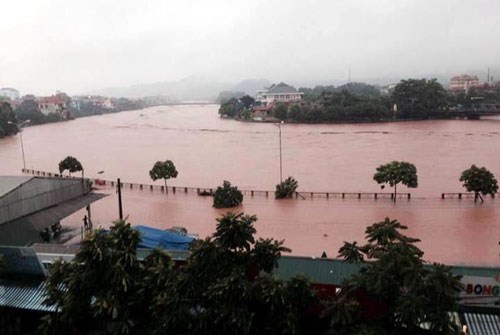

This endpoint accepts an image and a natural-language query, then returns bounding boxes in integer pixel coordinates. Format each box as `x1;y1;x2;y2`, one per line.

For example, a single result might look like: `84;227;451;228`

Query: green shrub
213;180;243;208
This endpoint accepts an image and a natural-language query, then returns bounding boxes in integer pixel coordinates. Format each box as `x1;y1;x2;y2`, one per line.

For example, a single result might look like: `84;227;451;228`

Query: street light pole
19;128;26;172
275;121;284;183
8;120;30;172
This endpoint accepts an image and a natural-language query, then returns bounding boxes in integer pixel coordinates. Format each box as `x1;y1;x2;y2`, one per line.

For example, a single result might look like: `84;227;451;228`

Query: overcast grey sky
1;0;500;95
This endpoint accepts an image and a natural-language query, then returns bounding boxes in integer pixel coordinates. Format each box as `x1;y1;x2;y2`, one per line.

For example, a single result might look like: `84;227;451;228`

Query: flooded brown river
1;104;500;266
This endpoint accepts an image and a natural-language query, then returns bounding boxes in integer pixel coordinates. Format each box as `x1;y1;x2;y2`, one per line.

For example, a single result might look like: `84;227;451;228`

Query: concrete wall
0;177;90;225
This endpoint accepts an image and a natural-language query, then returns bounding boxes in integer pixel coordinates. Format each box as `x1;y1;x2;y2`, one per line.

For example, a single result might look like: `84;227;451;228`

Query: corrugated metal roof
0;279;56;312
419;312;462;330
275;256;362;285
464;313;500;335
275;256;500;286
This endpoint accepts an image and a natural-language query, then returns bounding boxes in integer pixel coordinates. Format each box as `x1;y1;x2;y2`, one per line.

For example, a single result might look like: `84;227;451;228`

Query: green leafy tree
338;241;364;263
326;218;462;335
275;176;299;199
239;95;255;109
174;212;317;335
46;112;63;123
218;97;239;117
459;165;498;203
0;102;19;138
239;107;251;120
391;79;448;119
373;161;418;202
149;160;178;193
288;104;303;120
213;180;243;208
41;220;175;335
41;214;319;334
273;102;288;121
15;99;47;124
286;86;391;123
339;82;381;98
218;95;254;118
58;156;84;178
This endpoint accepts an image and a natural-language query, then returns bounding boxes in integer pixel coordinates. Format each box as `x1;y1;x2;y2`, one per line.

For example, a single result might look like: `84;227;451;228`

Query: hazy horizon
1;0;500;96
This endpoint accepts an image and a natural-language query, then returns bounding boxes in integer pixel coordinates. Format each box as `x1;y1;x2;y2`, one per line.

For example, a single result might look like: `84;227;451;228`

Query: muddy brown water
1;104;499;266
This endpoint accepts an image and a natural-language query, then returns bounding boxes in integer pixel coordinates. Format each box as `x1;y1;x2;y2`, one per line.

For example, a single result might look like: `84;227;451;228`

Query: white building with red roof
38;95;67;116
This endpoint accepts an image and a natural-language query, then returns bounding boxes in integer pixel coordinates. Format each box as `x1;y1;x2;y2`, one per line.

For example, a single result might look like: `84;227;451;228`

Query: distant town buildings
0;87;20;101
449;74;483;92
38;95;67;116
0;84;176;124
70;96;115;111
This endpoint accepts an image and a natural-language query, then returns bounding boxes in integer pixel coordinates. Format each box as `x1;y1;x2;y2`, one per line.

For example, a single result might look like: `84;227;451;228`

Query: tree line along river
1;104;500;266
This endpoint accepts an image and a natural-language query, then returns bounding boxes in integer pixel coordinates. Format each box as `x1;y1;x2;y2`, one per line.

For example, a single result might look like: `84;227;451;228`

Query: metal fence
22;169;500;201
441;192;495;199
22;169;415;201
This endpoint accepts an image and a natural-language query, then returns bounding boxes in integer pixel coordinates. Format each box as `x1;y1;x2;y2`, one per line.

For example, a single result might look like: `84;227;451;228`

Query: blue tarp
134;225;195;250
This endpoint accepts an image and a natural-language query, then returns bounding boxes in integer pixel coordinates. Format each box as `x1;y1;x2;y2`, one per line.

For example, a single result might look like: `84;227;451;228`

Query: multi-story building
450;75;483;91
88;96;114;109
258;82;303;106
38;95;67;116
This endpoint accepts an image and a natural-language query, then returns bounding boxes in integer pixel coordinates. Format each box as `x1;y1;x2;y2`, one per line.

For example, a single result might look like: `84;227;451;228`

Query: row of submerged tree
39;213;464;335
147;159;497;206
59;156;498;206
219;79;500;122
206;161;498;208
56;156;297;209
148;159;300;208
374;161;498;203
